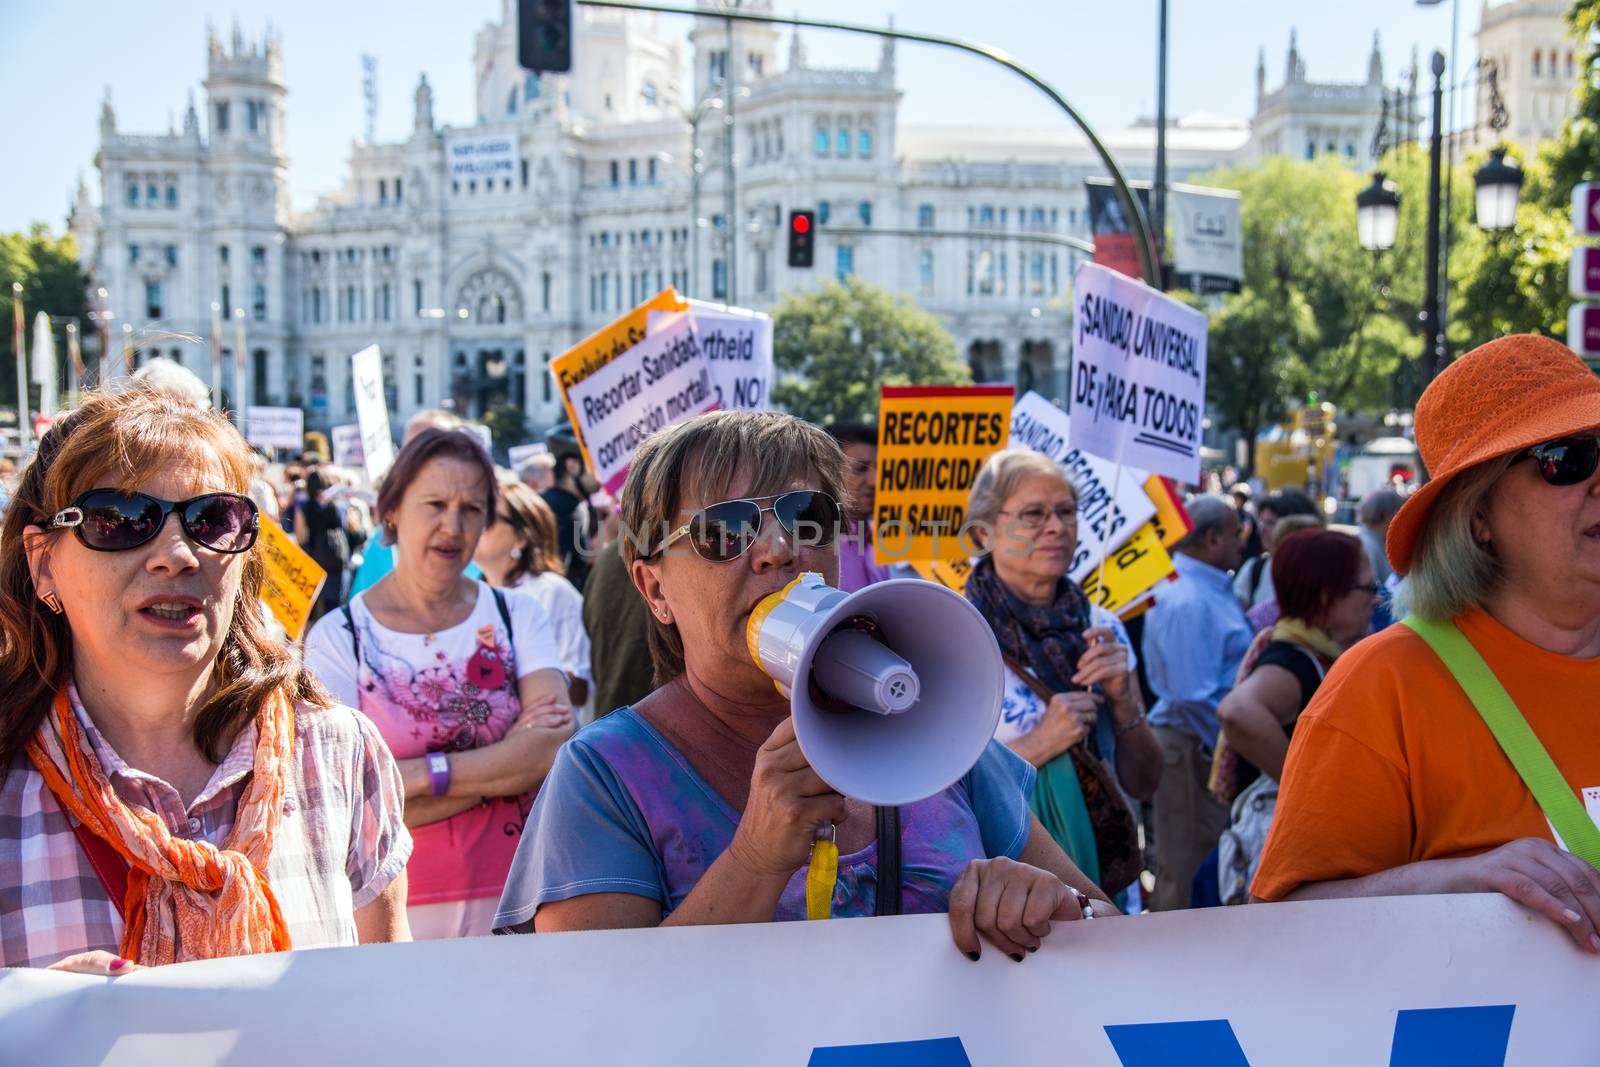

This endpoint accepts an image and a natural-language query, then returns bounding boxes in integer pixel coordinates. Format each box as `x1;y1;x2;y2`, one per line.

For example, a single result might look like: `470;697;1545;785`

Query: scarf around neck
25;687;295;965
964;554;1095;695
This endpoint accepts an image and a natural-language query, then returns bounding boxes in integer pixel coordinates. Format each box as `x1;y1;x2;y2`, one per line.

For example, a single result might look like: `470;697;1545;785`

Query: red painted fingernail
109;958;127;971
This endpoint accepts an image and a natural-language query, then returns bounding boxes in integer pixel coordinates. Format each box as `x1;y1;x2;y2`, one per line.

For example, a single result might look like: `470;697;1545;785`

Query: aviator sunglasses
656;490;842;563
49;489;260;554
1519;435;1600;487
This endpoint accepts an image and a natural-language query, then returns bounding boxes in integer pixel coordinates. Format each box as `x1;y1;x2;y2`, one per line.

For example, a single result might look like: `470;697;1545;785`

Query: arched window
641;81;658;107
858;127;873;158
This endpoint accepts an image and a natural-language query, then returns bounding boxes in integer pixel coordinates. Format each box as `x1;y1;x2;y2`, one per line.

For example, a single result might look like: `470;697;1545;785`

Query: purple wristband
427;752;451;797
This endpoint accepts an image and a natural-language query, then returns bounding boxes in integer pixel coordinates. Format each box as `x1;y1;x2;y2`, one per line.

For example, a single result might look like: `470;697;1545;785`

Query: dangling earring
510;546;522;560
40;591;63;615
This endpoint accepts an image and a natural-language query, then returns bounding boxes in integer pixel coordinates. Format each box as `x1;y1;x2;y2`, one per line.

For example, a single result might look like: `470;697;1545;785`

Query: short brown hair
375;428;497;544
620;411;846;684
0;387;330;773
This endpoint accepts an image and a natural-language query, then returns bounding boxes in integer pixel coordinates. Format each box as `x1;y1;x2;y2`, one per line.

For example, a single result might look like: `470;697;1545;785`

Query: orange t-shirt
1252;607;1600;901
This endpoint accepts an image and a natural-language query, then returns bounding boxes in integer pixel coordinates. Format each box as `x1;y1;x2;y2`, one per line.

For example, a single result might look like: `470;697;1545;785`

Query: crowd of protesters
1;332;1596;978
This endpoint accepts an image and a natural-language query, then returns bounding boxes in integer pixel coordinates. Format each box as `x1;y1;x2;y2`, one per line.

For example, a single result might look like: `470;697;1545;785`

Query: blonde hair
966;448;1077;553
1392;453;1516;620
620;411;845;684
0;387;330;772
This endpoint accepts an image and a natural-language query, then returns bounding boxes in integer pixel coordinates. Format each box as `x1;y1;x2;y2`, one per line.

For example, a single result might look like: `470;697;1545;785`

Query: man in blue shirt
1142;494;1251;910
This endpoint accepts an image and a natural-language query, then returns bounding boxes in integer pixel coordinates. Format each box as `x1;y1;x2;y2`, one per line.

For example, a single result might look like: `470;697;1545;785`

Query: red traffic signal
788;209;816;268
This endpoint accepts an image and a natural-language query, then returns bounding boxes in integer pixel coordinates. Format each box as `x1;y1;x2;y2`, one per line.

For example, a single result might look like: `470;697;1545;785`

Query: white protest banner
329;423;365;469
563;312;715;494
445;132;519;184
1171;183;1243;294
1009;390;1156;579
649;299;773;411
507;442;549;470
350;345;396;482
2;896;1591;1065
463;422;493;453
1071;261;1208;483
244;406;304;452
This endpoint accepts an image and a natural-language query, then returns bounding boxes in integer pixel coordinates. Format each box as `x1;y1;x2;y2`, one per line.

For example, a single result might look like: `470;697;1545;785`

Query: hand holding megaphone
724;717;850;882
745;573;1005;806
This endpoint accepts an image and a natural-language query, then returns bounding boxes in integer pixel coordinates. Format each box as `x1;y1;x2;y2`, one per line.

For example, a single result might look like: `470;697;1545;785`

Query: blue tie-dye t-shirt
494;706;1036;928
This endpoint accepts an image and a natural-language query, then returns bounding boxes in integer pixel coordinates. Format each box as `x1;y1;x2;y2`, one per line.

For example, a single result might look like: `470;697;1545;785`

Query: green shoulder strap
1402;615;1600;871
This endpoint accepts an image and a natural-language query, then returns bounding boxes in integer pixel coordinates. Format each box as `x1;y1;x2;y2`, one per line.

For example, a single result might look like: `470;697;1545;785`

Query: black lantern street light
1356;173;1402;253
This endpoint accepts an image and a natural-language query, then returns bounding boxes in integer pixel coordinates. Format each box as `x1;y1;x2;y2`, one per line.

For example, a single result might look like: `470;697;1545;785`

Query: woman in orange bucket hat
1251;335;1600;953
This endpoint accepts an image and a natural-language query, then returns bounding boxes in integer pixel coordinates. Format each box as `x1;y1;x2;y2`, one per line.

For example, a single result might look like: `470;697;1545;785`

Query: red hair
1270;529;1365;625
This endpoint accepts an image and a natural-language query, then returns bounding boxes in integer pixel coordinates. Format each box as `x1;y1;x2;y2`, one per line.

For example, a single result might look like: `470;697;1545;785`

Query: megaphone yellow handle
805;834;839;921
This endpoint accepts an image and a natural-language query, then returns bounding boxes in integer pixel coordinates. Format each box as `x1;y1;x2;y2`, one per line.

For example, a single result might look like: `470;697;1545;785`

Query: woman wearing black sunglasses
497;410;1114;961
1254;335;1600;955
0;387;413;973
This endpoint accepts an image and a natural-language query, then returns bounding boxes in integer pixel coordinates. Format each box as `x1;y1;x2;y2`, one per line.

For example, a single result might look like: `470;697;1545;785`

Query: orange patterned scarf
25;688;295;965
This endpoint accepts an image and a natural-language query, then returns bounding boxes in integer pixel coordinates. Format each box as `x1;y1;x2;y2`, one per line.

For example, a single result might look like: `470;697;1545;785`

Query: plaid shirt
0;688;412;969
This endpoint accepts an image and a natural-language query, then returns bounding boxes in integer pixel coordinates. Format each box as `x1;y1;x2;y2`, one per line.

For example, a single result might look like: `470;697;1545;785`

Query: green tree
0;224;89;413
1206;288;1319;474
1452;150;1574;343
1539;0;1599;209
771;276;970;424
482;403;530;455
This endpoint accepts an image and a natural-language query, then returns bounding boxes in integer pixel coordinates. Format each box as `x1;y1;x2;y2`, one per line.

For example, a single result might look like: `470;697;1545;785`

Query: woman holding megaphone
496;411;1116;959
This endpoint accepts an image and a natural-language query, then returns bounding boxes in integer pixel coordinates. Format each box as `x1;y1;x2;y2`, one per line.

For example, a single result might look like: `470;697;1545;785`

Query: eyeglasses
49;489;260;554
1518;435;1600;487
657;490;841;563
999;505;1079;530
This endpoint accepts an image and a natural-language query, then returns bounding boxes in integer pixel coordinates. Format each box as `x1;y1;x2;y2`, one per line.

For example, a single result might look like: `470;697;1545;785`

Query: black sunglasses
49;489;260;554
658;490;842;563
1519;435;1600;487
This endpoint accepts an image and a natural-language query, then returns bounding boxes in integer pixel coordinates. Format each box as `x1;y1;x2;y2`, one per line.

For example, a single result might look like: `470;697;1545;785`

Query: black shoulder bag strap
342;604;359;661
874;805;902;916
492;586;515;643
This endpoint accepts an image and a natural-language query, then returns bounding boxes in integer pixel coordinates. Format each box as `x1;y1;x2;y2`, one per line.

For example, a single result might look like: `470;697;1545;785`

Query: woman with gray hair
496;412;1118;959
1253;336;1600;954
964;448;1162;896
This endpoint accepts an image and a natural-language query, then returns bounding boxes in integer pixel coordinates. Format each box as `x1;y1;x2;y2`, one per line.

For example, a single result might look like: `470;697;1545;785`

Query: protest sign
463;423;493;454
550;288;687;456
1080;520;1176;615
561;312;715;494
350;346;396;482
507;442;549;470
908;557;974;593
256;515;326;641
648;299;773;412
1143;474;1192;548
330;424;365;469
1171;183;1243;294
244;406;304;452
3;895;1590;1065
1009;391;1156;579
1070;262;1209;483
873;385;1014;565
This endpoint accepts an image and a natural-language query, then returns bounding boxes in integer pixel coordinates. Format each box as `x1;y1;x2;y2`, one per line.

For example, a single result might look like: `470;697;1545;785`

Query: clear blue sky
0;0;1476;234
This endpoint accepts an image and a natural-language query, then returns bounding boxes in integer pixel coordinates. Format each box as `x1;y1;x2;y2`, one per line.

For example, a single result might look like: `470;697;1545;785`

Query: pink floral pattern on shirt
356;633;520;753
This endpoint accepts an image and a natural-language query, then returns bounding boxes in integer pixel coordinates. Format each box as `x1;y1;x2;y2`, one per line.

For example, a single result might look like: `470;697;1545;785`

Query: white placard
564;312;715;494
446;133;520;184
0;896;1591;1065
463;423;493;453
330;423;365;469
648;299;773;412
244;406;304;452
507;442;550;470
350;346;396;482
1171;184;1243;292
1009;391;1156;579
1070;262;1209;483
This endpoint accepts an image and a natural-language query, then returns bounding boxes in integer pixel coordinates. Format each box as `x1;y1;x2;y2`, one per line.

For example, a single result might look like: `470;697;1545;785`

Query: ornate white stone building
1248;30;1395;165
71;4;1389;432
1473;0;1586;158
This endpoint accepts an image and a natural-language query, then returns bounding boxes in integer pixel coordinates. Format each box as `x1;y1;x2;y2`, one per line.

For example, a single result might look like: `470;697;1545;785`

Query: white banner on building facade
1070;262;1209;483
446;133;520;184
330;423;366;469
0;896;1591;1065
1009;390;1156;579
244;406;304;452
1171;184;1243;293
648;299;773;412
350;345;396;481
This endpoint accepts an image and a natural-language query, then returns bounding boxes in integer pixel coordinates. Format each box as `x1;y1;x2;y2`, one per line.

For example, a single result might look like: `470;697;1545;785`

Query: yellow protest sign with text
1080;521;1175;616
873;385;1014;565
549;288;688;471
909;557;974;593
1143;475;1192;548
257;516;327;642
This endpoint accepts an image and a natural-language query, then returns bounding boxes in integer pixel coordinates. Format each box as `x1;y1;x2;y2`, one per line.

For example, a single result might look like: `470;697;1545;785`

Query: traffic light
518;0;574;73
787;210;815;268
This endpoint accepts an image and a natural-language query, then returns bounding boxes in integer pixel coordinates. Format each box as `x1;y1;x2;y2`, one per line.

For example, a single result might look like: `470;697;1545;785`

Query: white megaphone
746;573;1004;806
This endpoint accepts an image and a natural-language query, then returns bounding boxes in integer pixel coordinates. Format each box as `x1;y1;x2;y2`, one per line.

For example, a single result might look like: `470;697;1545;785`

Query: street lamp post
686;95;724;300
1422;51;1446;388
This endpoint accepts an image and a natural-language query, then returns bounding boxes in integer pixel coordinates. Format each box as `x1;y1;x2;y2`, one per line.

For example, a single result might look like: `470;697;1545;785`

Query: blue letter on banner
1389;1005;1515;1067
1104;1020;1251;1067
808;1037;971;1066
